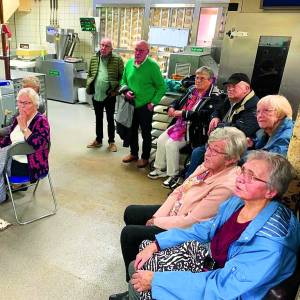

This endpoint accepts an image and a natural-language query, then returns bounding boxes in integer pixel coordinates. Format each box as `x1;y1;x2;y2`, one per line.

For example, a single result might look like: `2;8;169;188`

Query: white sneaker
148;169;167;179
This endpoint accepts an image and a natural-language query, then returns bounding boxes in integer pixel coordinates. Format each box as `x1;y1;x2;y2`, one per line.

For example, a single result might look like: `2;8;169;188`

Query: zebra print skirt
138;239;216;300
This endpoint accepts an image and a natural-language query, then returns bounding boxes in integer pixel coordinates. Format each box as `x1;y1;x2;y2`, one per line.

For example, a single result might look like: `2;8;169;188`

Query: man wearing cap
208;73;259;137
185;73;259;177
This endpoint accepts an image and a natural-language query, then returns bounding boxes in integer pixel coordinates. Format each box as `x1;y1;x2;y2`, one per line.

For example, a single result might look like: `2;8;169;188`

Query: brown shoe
122;154;138;163
137;159;149;168
87;140;102;148
108;143;117;152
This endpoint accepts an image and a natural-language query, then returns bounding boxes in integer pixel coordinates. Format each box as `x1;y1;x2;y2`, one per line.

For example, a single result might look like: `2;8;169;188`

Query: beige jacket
153;164;240;230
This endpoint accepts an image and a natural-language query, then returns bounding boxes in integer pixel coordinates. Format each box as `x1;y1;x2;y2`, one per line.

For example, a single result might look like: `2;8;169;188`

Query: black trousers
92;96;116;144
120;204;165;282
129;104;153;160
11;159;29;177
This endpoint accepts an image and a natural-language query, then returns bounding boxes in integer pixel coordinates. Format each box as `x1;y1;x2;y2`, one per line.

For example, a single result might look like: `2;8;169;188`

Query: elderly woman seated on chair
0;87;50;202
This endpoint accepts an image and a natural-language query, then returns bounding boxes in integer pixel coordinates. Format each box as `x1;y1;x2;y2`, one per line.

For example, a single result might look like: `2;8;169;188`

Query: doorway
196;7;219;47
251;36;291;98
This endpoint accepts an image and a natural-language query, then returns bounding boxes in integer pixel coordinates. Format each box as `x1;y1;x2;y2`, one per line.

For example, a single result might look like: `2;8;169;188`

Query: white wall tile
8;0;94;61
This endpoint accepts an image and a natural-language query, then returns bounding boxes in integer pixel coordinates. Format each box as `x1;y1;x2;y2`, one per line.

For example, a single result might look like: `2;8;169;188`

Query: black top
211;91;260;138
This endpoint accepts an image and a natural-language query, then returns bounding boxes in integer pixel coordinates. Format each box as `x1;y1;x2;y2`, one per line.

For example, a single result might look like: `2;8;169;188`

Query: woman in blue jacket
130;151;300;300
254;94;293;156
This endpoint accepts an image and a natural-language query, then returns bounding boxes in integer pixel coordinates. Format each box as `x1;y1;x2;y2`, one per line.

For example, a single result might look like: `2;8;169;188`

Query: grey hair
246;151;296;198
208;127;247;160
195;66;215;79
17;87;39;107
21;76;40;93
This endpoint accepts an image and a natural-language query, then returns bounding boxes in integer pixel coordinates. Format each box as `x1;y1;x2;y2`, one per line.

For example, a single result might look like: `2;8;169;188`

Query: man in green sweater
86;38;124;152
121;40;166;168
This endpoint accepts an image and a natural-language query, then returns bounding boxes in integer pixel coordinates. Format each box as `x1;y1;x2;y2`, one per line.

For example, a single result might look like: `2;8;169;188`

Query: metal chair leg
5;172;57;225
33;179;40;194
5;173;23;225
47;172;57;213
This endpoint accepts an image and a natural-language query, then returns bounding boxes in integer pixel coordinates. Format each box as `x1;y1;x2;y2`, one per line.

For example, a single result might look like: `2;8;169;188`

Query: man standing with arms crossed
86;38;124;152
121;40;166;168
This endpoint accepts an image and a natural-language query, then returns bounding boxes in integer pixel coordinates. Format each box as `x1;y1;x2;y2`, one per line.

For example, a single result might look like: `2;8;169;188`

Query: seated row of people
110;71;298;299
149;70;294;187
111;149;300;300
129;151;299;300
120;127;247;283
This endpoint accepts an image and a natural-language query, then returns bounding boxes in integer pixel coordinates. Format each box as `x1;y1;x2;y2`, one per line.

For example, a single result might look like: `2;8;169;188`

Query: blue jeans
185;145;206;178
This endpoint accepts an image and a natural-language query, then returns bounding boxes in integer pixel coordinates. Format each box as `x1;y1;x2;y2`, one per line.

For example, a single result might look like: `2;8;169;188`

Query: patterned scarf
167;89;205;141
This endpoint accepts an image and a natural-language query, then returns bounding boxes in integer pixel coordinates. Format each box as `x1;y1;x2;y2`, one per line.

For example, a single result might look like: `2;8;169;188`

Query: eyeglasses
206;144;227;156
100;44;111;48
240;166;269;184
17;101;32;106
134;48;148;53
256;109;276;116
195;76;210;81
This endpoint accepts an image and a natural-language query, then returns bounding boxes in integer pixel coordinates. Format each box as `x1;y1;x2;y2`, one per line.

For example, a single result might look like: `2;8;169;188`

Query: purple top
210;207;250;267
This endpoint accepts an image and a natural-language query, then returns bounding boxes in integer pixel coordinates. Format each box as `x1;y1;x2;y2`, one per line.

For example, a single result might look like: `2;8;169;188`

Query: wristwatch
21;128;28;134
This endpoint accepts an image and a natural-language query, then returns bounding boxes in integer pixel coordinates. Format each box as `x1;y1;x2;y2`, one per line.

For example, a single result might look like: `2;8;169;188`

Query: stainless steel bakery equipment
36;27;87;103
36;59;87;104
168;49;219;78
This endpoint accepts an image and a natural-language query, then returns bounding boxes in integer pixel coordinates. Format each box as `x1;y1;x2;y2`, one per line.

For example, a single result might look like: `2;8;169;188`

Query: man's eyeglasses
240;166;269;184
100;44;111;48
17;101;32;106
134;48;148;53
206;144;228;156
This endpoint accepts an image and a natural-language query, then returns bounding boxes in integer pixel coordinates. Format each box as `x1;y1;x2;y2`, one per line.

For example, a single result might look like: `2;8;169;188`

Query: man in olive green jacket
86;38;124;152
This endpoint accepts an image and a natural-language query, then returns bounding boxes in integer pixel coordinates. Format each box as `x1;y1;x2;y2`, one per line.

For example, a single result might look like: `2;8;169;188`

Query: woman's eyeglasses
240;166;269;184
256;109;276;116
17;101;32;106
206;144;227;156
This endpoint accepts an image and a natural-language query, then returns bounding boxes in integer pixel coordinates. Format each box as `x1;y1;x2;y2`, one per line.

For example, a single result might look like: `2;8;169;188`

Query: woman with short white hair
0;88;50;202
255;94;293;156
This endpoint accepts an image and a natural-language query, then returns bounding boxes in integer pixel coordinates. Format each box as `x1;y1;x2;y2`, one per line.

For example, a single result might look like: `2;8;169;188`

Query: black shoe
109;291;129;300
